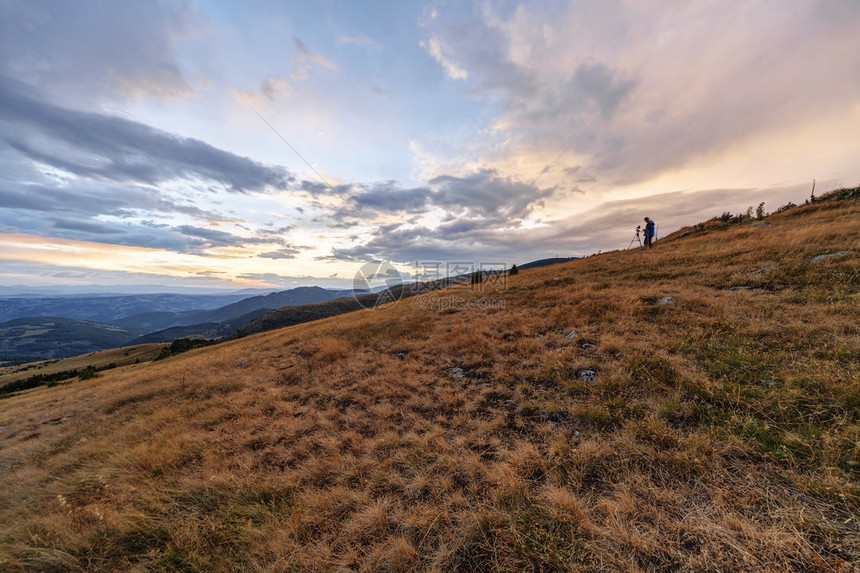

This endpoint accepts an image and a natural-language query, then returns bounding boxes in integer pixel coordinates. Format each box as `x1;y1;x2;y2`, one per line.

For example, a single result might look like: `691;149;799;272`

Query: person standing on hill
643;217;655;248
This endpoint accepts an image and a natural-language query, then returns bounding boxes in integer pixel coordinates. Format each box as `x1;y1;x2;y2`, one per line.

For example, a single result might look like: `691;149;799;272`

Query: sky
1;0;858;292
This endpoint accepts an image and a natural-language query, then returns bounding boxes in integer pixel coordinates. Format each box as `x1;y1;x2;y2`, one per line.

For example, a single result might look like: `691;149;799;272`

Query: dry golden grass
0;192;857;571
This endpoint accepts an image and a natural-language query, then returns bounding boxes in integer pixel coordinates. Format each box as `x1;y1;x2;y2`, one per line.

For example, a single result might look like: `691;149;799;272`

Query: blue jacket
644;220;655;237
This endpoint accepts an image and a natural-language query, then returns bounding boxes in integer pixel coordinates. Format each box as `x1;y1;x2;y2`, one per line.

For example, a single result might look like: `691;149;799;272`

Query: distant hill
128;309;272;344
110;311;192;333
0;317;143;364
183;286;356;325
231;297;369;338
125;287;360;343
0;293;253;324
517;257;579;271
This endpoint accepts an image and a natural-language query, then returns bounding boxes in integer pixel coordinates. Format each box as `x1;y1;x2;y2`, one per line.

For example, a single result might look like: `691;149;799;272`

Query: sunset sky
1;0;858;291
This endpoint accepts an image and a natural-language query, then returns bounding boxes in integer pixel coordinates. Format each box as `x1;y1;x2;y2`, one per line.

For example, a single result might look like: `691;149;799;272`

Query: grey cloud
350;182;432;212
0;75;293;192
428;169;553;219
259;225;295;236
435;219;482;236
50;218;124;235
334;170;551;223
0;202;240;255
300;180;351;197
258;247;303;260
0;179;223;221
174;225;271;248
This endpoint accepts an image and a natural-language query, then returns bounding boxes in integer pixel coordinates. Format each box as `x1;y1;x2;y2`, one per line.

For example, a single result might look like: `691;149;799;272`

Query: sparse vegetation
153;337;219;361
0;345;164;397
1;363;119;396
0;190;857;571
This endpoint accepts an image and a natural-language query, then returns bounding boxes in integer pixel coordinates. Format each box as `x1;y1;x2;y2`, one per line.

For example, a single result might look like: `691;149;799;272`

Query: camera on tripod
628;225;642;249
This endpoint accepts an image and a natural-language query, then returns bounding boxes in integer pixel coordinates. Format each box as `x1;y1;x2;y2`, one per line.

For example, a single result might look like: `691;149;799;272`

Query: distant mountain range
0;293;254;324
0;286;361;363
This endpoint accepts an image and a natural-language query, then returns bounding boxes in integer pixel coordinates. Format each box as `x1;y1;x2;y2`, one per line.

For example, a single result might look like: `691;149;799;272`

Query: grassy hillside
0;192;857;571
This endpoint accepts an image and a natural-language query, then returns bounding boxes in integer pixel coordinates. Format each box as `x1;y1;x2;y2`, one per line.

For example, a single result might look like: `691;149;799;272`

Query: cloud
233;75;292;115
0;179;222;221
0;0;202;104
330;170;552;225
234;89;273;114
348;182;432;213
258;225;295;237
420;36;468;80
428;169;553;220
323;170;557;263
292;36;337;80
174;225;272;250
337;34;382;52
50;218;124;235
261;75;291;101
234;272;350;288
258;247;303;260
0;75;293;192
419;1;860;187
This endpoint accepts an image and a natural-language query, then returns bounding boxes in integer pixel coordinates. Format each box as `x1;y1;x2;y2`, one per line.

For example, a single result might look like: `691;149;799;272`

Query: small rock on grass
656;297;675;306
581;343;597;351
449;368;466;379
749;265;778;275
579;370;597;382
811;251;850;263
565;330;578;340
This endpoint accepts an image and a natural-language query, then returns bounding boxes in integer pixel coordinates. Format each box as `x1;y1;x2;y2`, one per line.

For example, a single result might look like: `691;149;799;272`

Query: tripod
628;228;642;249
